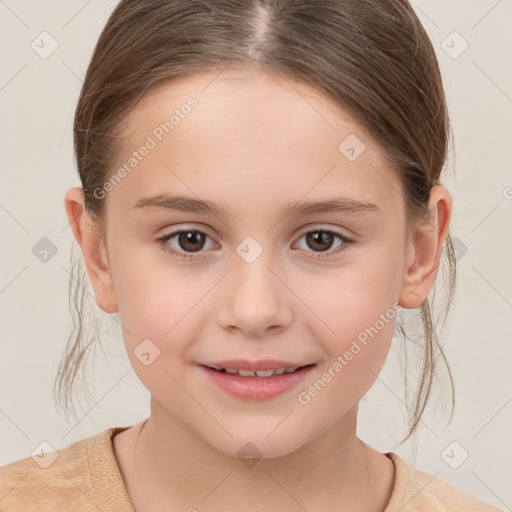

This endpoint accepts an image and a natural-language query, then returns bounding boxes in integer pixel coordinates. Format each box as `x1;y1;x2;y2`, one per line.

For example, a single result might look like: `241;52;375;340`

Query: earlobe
64;187;118;314
398;185;452;310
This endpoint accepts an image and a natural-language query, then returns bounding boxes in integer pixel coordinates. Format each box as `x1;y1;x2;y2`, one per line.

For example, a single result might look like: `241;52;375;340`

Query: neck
117;398;394;512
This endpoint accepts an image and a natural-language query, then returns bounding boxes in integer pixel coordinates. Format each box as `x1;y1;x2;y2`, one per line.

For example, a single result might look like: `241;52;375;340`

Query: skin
65;68;452;511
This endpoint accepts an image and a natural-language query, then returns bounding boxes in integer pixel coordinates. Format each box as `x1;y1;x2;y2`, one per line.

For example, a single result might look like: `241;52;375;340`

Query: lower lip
199;364;315;402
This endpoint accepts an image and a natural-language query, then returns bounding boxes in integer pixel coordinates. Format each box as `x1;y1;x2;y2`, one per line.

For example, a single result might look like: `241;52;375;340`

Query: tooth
221;368;297;377
238;369;256;377
255;370;276;377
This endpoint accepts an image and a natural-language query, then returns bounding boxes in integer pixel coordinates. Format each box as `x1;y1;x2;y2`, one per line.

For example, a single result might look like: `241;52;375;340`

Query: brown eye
157;228;215;260
305;231;335;252
177;231;206;252
295;229;354;259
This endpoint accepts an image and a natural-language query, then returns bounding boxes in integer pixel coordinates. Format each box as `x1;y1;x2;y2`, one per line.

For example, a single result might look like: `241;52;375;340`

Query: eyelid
293;222;354;239
159;223;217;240
157;223;355;261
159;223;354;244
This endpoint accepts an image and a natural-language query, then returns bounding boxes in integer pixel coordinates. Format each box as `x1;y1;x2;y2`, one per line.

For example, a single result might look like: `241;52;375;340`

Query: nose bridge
218;235;292;335
233;236;281;305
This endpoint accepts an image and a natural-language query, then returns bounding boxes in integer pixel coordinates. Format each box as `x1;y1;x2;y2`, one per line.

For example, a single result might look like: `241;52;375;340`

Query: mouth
201;363;315;378
198;363;317;401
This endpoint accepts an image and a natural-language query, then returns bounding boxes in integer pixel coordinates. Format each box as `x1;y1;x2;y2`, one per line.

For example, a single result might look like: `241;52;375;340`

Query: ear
398;185;452;309
64;187;118;313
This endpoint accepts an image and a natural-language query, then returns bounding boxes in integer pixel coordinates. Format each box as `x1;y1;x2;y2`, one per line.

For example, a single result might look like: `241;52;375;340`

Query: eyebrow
133;193;381;218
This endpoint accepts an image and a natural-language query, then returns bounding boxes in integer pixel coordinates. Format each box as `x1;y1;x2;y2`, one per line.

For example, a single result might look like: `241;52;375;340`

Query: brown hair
55;0;456;445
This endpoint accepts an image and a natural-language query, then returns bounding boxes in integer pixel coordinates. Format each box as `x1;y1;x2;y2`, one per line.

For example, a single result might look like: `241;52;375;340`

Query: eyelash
156;228;354;261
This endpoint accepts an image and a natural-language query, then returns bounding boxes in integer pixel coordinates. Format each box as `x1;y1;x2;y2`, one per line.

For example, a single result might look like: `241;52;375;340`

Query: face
91;69;414;458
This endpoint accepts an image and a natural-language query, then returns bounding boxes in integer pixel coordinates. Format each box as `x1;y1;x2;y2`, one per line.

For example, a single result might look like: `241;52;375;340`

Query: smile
199;363;316;401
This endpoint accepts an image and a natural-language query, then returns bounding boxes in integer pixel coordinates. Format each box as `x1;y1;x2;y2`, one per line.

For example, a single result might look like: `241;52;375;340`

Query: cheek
118;285;196;404
112;242;186;335
112;261;195;385
297;296;397;417
299;256;399;336
296;261;399;389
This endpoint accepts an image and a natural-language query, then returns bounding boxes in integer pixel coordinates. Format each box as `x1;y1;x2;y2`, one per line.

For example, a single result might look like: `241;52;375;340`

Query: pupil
179;231;204;252
307;231;333;252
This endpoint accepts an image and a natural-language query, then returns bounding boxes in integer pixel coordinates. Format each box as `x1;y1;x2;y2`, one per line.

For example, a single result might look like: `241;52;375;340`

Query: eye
156;227;354;261
157;228;217;260
294;229;354;259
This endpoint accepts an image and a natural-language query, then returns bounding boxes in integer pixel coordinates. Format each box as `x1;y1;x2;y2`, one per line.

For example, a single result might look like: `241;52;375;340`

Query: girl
0;0;502;510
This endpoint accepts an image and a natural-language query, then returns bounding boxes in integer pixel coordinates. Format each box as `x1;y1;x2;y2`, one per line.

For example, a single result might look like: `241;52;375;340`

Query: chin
202;425;305;462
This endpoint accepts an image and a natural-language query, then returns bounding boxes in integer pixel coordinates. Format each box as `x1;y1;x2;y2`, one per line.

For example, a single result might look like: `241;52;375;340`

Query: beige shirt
0;426;502;511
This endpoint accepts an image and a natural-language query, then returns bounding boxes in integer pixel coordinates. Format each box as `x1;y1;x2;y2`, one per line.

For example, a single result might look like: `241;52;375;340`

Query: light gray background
1;1;511;510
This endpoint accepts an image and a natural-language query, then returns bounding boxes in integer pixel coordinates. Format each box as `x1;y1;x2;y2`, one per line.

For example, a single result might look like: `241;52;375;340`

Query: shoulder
384;452;503;512
0;426;134;512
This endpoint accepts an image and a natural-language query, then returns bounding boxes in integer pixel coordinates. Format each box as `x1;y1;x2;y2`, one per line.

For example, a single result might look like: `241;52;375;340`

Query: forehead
109;69;403;216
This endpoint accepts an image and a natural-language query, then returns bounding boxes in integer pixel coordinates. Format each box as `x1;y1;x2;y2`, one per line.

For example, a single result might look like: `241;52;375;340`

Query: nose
217;248;293;337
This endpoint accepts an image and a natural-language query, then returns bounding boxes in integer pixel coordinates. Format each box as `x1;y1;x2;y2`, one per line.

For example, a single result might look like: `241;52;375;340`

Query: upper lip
201;359;314;371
